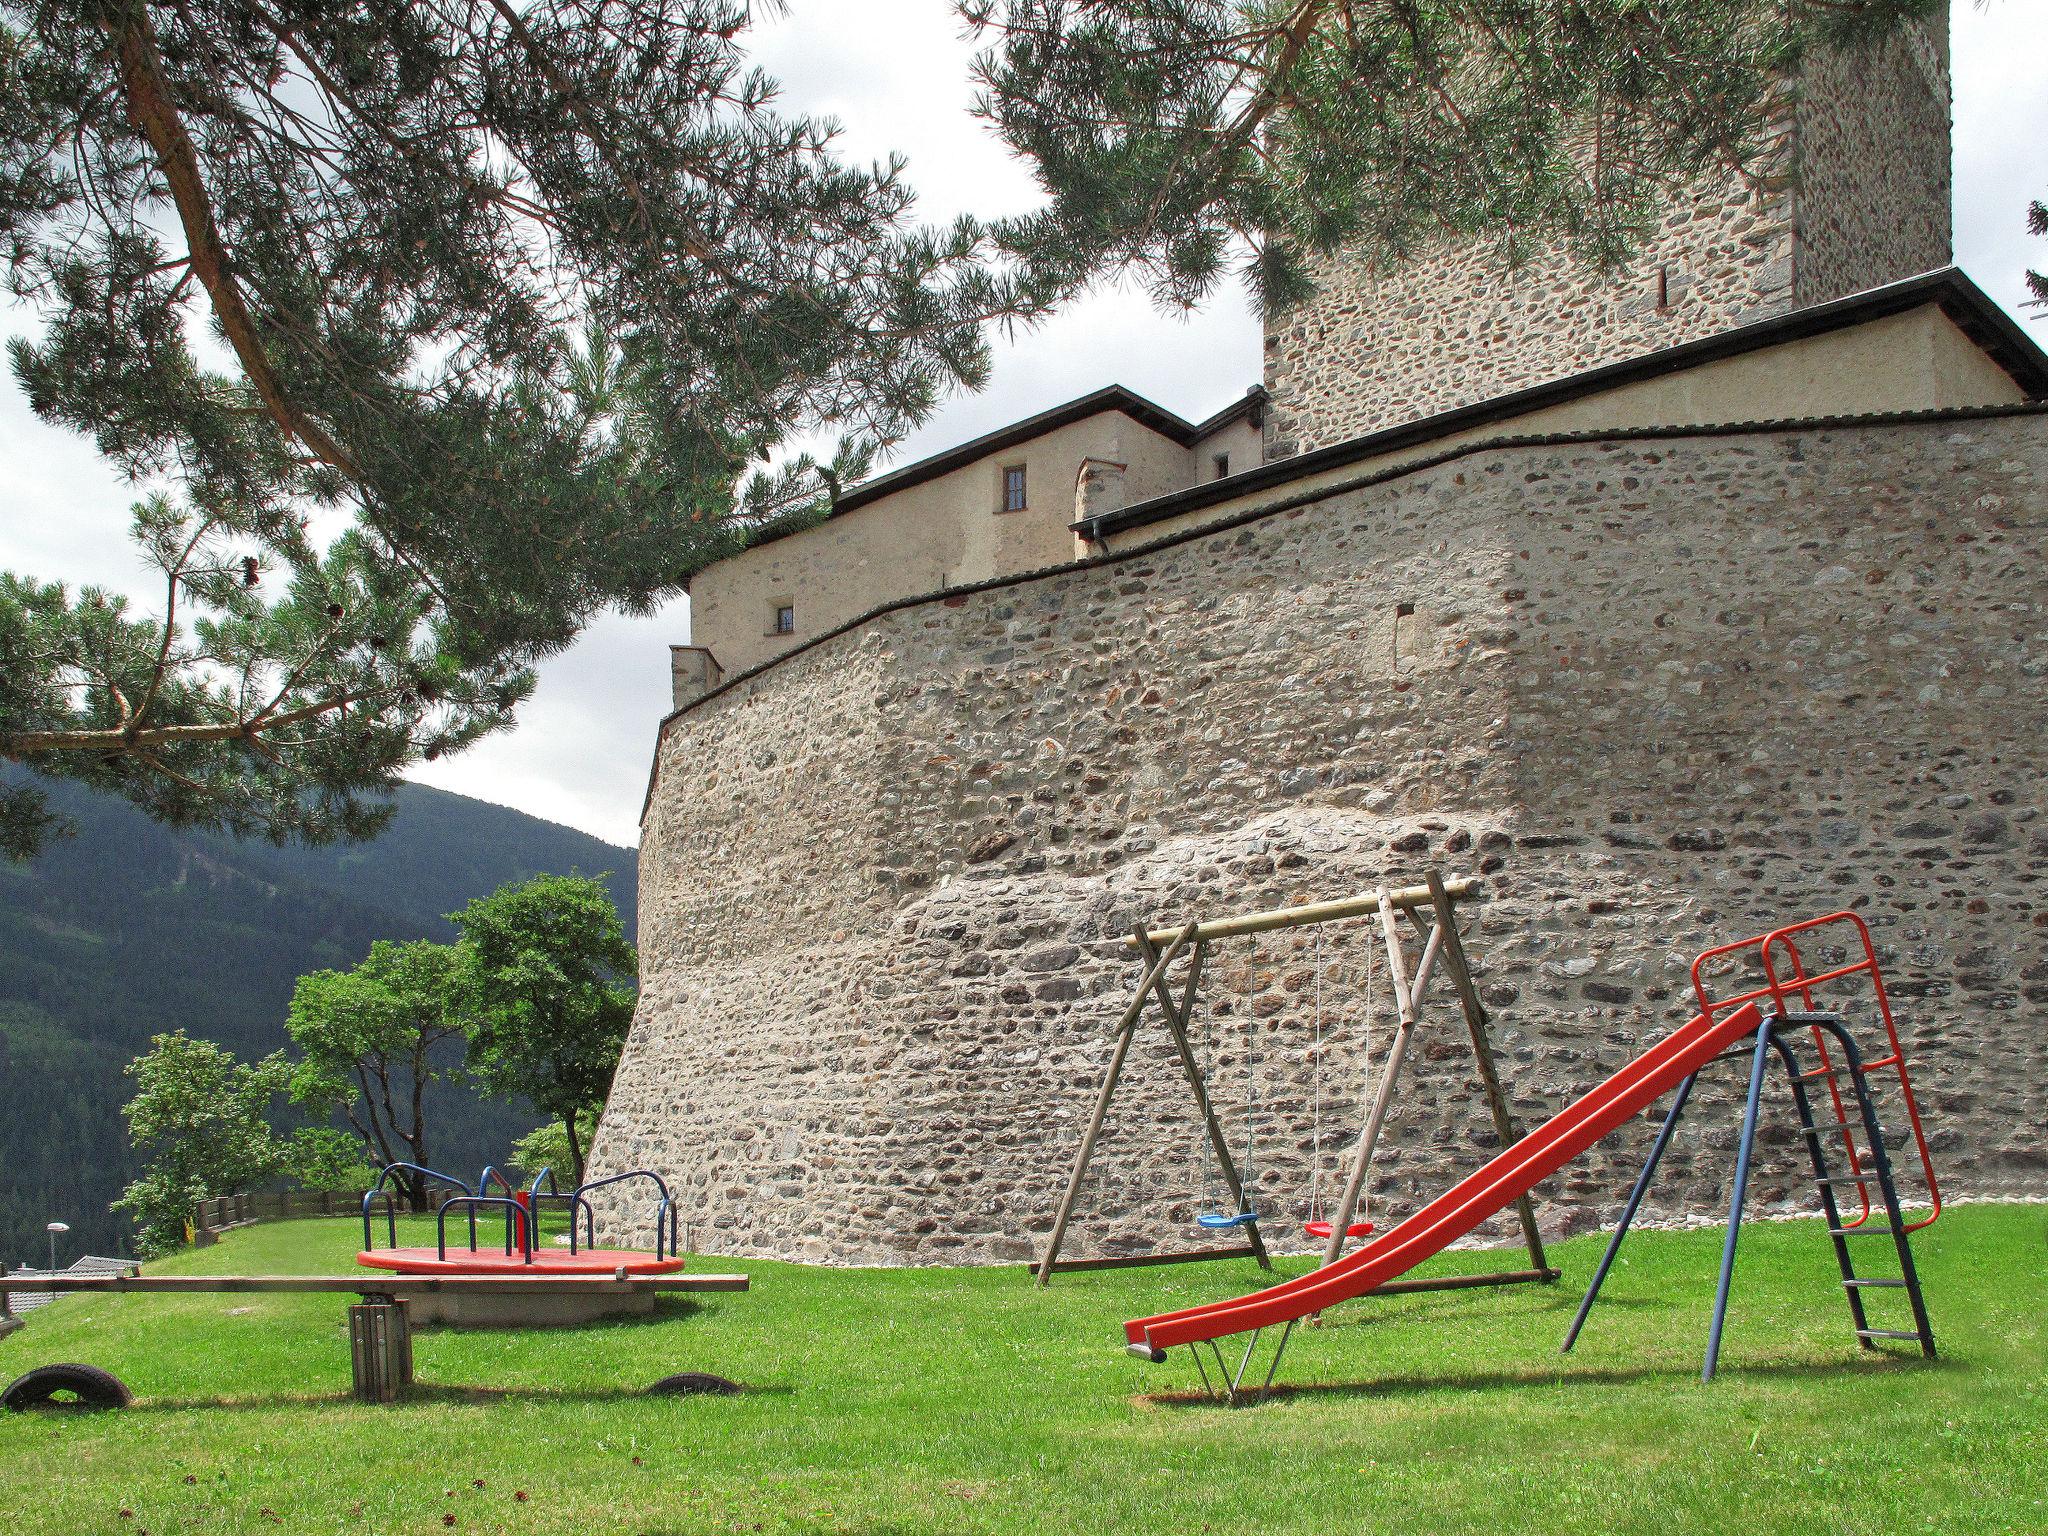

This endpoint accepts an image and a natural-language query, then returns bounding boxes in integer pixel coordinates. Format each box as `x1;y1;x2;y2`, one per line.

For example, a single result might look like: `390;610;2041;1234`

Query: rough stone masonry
592;410;2048;1266
1262;23;1952;458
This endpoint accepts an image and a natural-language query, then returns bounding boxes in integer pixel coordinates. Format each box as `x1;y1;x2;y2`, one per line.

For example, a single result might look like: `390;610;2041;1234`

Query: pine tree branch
114;7;362;481
2;687;382;754
480;0;710;266
129;515;220;729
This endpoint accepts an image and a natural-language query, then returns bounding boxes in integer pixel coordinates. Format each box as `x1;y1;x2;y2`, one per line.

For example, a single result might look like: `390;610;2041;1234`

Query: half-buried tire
2;1363;133;1411
646;1372;740;1397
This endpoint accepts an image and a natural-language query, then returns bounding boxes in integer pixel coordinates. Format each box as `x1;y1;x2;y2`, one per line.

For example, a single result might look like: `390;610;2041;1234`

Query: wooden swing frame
1032;870;1558;1296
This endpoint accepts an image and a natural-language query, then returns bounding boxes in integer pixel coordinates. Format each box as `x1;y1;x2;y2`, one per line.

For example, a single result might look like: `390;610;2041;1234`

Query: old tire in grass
646;1372;740;1397
2;1363;133;1411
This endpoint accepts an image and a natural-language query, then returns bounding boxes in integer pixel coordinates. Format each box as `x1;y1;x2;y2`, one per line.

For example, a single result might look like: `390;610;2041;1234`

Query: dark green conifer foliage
0;0;1038;855
2029;200;2048;308
963;0;1939;312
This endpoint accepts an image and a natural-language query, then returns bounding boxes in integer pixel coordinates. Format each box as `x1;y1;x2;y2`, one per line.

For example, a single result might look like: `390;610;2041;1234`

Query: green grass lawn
1;1204;2044;1534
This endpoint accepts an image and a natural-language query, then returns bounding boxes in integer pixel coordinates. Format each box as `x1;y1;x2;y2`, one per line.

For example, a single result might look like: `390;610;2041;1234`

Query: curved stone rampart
595;413;2048;1264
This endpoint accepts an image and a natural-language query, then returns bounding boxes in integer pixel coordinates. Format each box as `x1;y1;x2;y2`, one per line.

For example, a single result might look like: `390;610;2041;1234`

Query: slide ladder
1781;1022;1936;1357
1690;911;1940;1233
1564;1010;1934;1379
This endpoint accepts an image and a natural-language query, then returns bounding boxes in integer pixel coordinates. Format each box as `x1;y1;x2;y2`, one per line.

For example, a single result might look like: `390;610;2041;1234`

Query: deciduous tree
453;873;635;1185
113;1030;286;1254
282;1126;380;1194
284;938;469;1201
508;1110;600;1186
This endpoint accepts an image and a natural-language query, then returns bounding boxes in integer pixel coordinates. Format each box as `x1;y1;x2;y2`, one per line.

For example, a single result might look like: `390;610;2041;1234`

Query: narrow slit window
774;604;795;636
1002;464;1027;512
1213;452;1231;479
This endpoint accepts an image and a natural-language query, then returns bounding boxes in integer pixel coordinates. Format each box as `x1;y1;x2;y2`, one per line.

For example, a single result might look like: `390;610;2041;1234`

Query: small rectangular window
774;604;795;635
1001;464;1027;512
1213;452;1231;480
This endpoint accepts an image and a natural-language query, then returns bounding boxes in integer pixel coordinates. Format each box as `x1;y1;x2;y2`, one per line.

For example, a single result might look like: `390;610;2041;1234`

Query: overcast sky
3;2;2042;849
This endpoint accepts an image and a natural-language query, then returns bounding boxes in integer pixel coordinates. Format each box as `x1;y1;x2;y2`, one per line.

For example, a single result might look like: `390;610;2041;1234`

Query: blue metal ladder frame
1561;1011;1935;1381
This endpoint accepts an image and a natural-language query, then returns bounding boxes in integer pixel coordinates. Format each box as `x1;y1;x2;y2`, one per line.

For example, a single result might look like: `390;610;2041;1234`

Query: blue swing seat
1196;1209;1260;1230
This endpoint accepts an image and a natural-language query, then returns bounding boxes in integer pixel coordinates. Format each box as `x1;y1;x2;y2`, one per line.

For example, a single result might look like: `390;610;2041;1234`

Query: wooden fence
193;1187;428;1239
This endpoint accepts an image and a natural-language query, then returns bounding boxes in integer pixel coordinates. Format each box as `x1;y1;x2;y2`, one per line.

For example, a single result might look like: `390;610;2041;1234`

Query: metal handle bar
435;1195;534;1263
361;1163;473;1251
573;1169;674;1258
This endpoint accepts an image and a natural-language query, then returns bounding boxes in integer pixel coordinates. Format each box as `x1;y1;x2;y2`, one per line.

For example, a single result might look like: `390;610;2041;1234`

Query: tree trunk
564;1112;586;1187
352;1065;412;1199
400;1042;433;1200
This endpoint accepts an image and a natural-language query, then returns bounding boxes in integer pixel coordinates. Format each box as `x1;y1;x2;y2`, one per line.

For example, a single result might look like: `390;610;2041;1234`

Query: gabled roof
831;383;1265;516
1075;267;2048;543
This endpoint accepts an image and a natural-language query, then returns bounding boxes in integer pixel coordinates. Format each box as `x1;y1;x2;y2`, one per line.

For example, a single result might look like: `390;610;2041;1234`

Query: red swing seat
1302;1220;1374;1240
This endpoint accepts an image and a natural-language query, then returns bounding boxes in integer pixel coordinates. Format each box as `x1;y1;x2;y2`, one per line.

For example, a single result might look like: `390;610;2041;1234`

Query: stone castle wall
592;409;2048;1265
1263;22;1951;457
1790;21;1952;307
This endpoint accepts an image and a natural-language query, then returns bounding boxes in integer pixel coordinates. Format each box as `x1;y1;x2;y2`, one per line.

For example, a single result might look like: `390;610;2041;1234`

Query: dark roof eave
1075;267;2048;542
829;385;1200;518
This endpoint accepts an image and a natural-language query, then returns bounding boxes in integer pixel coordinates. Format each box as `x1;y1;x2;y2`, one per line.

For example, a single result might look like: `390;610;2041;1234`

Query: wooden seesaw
1;1271;749;1403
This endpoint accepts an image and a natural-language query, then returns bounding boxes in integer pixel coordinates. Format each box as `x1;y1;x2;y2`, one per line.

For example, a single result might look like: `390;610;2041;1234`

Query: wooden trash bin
347;1298;413;1404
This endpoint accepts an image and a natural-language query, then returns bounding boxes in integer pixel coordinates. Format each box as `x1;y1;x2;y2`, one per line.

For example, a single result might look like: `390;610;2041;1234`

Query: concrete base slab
403;1287;660;1328
0;1314;20;1340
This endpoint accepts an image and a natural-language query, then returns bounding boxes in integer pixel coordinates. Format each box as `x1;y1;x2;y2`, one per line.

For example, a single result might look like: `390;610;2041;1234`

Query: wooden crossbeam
1031;1244;1262;1275
0;1274;748;1296
1123;877;1479;949
1358;1267;1559;1298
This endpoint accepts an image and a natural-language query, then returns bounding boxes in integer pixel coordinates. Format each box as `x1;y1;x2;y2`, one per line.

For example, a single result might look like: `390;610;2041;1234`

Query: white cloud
2;2;2041;847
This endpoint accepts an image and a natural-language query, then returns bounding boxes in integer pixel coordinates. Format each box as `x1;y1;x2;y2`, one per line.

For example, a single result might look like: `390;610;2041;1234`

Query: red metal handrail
1690;912;1940;1232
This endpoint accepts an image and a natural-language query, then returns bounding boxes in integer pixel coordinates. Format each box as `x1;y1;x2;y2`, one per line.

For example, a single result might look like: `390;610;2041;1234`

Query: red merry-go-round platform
355;1246;688;1276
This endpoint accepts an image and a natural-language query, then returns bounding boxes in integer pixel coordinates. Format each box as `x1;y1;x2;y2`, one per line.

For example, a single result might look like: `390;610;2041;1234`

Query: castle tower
1263;20;1952;457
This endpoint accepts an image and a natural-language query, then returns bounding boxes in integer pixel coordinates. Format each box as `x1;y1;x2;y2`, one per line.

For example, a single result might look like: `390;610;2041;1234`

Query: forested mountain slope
0;777;637;1263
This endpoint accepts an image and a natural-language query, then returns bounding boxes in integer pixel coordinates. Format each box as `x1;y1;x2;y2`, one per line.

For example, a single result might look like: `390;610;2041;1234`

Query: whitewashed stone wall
594;410;2048;1265
1264;22;1951;457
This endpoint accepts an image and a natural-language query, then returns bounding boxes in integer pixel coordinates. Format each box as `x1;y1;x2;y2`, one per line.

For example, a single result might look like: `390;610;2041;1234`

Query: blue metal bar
361;1163;472;1251
476;1166;527;1250
571;1169;672;1254
434;1196;533;1264
1562;1072;1698;1352
1704;1021;1777;1382
1783;1013;1936;1358
1760;1024;1871;1339
477;1164;516;1197
572;1168;671;1202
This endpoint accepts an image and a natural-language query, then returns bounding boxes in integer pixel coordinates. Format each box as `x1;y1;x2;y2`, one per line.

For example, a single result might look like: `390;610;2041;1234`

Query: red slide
1125;1000;1766;1357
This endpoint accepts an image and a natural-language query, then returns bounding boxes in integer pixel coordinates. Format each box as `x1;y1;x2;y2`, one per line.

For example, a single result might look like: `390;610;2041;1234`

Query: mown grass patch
1;1205;2043;1533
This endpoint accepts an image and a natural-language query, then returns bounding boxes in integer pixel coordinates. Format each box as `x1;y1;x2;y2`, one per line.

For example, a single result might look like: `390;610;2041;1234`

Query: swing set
1184;912;1371;1243
1034;870;1557;1296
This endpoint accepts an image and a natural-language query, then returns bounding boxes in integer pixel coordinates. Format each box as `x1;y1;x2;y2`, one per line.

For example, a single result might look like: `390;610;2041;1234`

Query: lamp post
45;1221;69;1275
